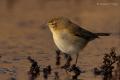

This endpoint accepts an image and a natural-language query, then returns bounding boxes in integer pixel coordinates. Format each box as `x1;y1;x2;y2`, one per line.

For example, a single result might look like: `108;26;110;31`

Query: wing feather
67;22;98;40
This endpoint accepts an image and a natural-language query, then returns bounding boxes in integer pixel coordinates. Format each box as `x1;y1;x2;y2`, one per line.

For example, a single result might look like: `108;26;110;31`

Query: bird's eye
49;21;57;26
52;21;57;25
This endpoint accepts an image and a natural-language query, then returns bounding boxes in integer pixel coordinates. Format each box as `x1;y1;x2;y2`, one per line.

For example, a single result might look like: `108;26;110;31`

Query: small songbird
47;17;110;65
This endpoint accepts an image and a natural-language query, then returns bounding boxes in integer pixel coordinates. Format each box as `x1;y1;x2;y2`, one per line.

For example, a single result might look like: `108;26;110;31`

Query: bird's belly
53;34;88;54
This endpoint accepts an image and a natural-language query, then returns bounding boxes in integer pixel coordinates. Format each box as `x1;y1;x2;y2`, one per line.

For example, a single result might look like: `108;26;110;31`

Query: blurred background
0;0;119;80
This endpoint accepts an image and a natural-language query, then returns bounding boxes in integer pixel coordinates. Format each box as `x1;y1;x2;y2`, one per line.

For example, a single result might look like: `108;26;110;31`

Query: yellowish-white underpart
52;29;88;55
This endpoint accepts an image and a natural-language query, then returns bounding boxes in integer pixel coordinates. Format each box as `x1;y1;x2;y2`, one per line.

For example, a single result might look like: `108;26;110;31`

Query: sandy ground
0;0;120;80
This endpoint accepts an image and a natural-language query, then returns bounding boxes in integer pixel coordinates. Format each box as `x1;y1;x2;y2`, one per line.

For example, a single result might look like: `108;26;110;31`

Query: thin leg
61;53;72;69
64;53;70;59
75;53;79;65
56;49;61;54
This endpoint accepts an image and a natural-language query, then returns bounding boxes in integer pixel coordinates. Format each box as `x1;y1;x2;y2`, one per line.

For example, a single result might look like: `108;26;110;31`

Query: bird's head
47;17;71;33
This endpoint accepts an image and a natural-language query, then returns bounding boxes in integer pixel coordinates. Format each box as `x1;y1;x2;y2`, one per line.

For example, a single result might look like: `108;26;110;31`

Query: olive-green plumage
48;17;111;64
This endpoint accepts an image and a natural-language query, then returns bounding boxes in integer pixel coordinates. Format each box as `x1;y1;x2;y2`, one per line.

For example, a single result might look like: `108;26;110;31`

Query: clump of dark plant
27;56;53;80
43;65;52;80
54;72;60;80
46;65;52;75
61;63;82;80
94;48;120;80
69;64;81;80
56;50;61;66
27;56;40;80
113;55;120;80
60;53;81;80
43;67;49;80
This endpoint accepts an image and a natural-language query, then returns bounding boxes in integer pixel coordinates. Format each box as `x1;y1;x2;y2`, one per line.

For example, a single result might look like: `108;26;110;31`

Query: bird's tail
95;33;111;36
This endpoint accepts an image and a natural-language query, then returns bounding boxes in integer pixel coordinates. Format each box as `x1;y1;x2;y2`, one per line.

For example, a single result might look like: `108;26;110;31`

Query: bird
47;17;111;65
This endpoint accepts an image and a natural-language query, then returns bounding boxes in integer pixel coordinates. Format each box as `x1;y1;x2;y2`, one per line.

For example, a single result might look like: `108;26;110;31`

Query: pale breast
52;31;88;54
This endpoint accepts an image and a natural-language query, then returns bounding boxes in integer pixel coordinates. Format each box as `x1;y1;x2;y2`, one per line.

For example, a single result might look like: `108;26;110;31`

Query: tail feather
95;33;111;36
